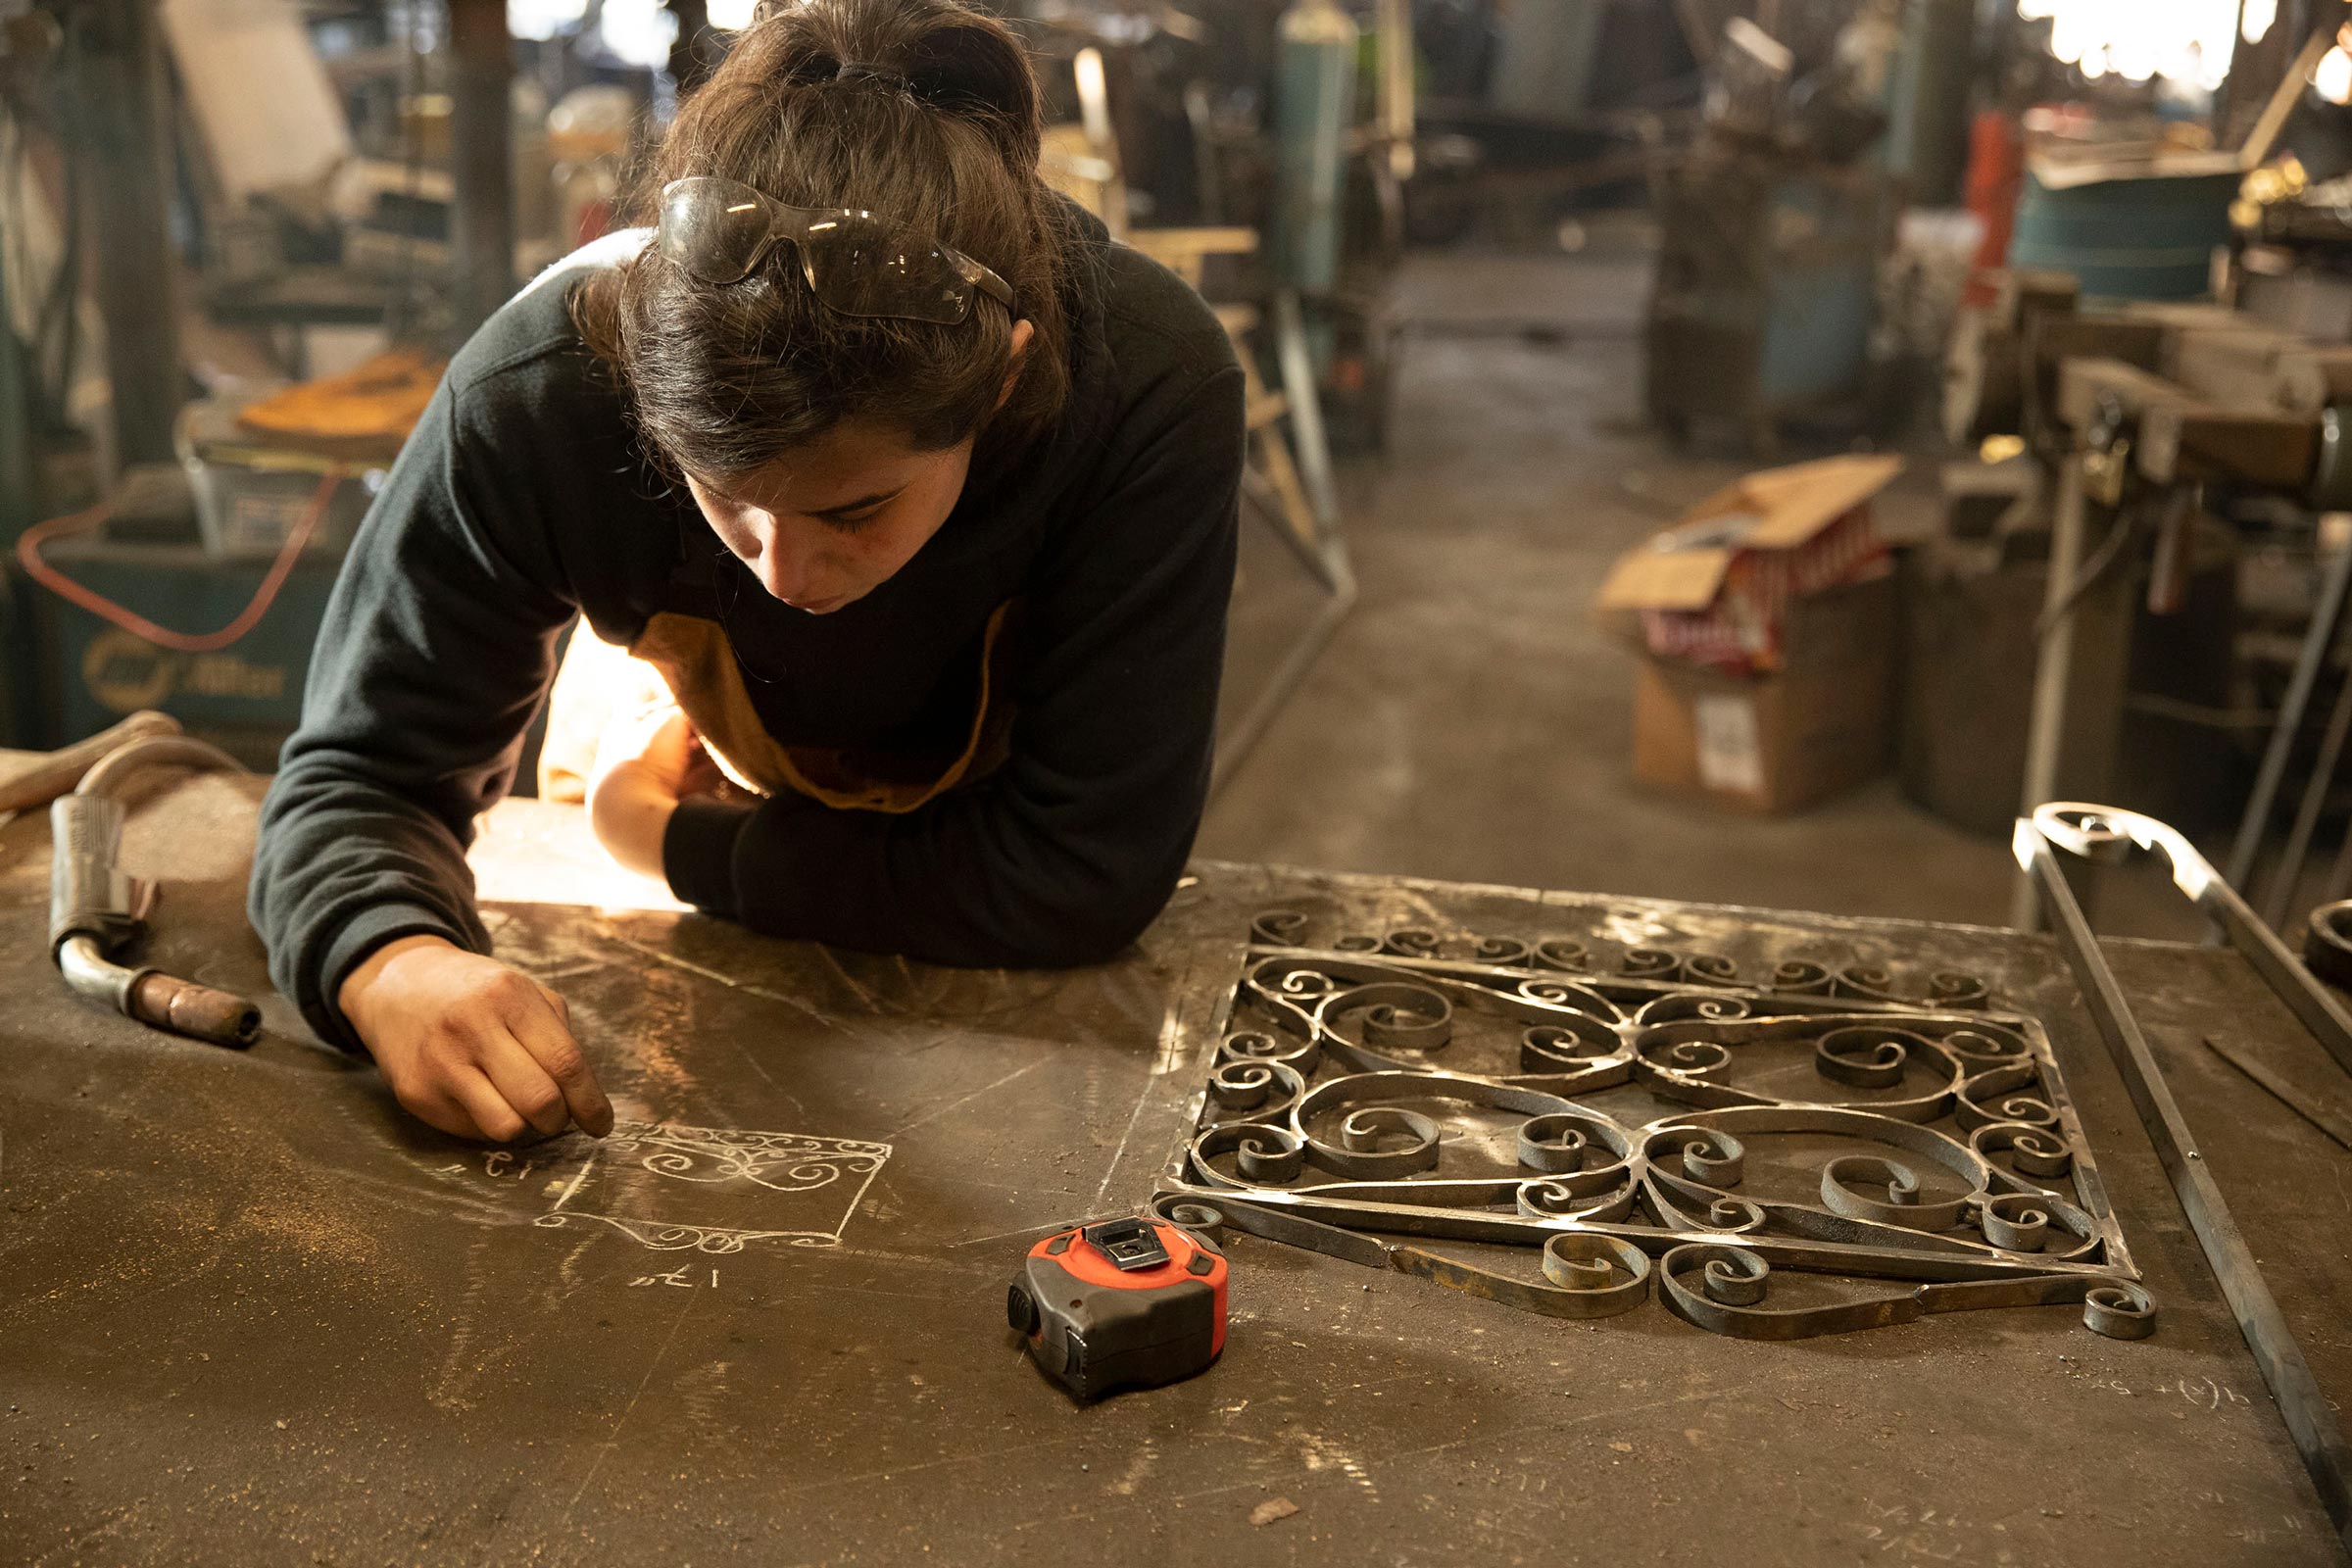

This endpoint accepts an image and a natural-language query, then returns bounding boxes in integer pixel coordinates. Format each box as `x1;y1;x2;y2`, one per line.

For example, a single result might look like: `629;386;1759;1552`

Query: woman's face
685;419;975;615
683;319;1033;615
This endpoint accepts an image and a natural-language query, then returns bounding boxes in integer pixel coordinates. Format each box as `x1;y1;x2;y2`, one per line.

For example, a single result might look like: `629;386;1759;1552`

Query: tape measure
1007;1215;1227;1400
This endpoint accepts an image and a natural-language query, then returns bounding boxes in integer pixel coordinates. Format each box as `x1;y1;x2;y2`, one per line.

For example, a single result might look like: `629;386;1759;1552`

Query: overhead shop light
2015;0;2240;91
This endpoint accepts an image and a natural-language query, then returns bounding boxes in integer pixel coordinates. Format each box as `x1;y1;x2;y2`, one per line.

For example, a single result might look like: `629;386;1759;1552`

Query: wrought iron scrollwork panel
1157;915;2150;1343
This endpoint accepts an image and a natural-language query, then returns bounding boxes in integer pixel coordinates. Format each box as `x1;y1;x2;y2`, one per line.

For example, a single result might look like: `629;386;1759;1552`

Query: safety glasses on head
656;175;1014;325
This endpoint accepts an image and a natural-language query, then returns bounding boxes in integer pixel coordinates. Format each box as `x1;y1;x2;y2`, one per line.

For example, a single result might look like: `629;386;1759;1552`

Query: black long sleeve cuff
663;793;755;916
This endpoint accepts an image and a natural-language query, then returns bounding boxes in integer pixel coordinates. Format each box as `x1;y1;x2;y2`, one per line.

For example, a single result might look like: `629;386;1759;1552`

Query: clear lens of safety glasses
657;177;1009;326
796;218;977;324
657;178;779;285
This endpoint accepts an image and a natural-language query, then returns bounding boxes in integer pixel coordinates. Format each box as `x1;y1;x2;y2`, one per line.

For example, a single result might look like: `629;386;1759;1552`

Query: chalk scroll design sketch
527;1121;893;1253
1154;914;2155;1342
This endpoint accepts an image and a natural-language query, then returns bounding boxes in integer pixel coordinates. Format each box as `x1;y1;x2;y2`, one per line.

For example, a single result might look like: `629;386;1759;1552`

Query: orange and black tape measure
1007;1216;1228;1400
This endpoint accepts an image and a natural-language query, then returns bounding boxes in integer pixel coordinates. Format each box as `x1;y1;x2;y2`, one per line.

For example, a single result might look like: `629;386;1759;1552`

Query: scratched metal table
4;778;2350;1566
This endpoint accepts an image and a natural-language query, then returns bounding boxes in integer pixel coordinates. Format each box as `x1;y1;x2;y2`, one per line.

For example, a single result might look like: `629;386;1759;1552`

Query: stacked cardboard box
1596;455;1902;812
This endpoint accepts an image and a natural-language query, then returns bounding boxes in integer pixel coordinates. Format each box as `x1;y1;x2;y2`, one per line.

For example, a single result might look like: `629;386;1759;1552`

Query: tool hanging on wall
48;730;262;1048
1007;1214;1227;1400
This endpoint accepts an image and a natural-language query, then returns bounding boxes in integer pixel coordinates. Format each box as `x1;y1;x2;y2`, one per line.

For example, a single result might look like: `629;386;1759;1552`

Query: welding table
4;778;2351;1565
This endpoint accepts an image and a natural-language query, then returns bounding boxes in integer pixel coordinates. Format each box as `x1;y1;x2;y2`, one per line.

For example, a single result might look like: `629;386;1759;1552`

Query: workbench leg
2008;457;2135;930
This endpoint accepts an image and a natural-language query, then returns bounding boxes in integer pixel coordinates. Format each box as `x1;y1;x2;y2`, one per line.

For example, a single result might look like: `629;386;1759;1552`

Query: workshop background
19;0;2352;946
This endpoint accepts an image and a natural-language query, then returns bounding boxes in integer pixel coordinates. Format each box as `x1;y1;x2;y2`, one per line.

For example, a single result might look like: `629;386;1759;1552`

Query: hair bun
761;0;1042;166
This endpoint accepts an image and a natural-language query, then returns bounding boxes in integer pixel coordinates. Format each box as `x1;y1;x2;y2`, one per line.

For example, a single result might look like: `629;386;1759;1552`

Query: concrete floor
1201;238;2203;942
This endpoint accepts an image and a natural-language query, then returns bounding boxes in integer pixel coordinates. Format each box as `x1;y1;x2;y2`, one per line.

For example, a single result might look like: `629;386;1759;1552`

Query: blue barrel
2008;169;2238;300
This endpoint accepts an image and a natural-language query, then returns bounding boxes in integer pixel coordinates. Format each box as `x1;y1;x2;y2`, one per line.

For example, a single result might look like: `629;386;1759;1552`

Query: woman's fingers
403;1086;492;1143
501;982;615;1138
477;1033;575;1138
444;1068;531;1145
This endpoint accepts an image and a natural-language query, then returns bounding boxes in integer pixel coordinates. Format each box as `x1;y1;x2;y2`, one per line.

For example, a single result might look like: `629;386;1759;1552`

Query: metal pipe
49;733;260;1049
57;932;138;1012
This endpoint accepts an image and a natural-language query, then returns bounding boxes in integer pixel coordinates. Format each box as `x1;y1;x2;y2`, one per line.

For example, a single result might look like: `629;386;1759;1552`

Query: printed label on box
1694;694;1764;794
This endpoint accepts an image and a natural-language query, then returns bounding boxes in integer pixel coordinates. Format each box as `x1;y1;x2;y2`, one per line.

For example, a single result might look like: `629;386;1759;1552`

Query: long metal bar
1210;291;1356;800
2017;817;2352;1547
2228;527;2352;896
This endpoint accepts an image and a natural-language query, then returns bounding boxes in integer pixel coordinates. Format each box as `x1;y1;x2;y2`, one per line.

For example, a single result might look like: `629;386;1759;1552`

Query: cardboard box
1596;453;1901;674
1632;572;1897;812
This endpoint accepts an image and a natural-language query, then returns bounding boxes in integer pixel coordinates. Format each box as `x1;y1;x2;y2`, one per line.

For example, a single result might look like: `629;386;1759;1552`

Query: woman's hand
587;705;694;880
340;934;614;1143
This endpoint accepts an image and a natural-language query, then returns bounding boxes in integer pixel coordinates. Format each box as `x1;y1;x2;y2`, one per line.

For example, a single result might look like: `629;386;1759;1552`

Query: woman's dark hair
574;0;1075;483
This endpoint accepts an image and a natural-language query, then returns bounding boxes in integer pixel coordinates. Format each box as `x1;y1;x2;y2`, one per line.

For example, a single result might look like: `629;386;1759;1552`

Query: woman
249;0;1245;1144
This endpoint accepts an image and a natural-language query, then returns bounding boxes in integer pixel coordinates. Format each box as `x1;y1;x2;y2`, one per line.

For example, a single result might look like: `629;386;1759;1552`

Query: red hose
16;466;346;654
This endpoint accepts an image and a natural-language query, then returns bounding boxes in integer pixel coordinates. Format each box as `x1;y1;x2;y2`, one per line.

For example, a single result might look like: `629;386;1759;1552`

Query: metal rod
1209;539;1356;802
1209;288;1358;801
2262;636;2352;932
2009;460;2133;931
2322;818;2352;906
2228;527;2352;896
2205;1036;2352;1152
2016;819;2352;1547
1273;289;1341;538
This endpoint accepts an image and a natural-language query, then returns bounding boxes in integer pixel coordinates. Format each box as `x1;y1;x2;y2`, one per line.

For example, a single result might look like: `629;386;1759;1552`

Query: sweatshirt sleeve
249;373;576;1051
660;358;1246;966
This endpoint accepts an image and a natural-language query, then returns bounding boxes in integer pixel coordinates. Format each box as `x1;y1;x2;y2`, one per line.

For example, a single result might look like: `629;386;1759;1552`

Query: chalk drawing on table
511;1119;893;1253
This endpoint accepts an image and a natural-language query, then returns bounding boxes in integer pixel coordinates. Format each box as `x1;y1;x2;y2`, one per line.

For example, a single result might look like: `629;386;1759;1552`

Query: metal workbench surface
4;779;2349;1566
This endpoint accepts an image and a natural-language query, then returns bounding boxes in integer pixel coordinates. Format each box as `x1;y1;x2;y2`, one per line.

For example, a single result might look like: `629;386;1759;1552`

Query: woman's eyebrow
808;485;906;519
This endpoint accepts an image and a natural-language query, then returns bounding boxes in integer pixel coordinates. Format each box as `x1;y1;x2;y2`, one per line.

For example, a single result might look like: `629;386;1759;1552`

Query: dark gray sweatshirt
249;210;1244;1052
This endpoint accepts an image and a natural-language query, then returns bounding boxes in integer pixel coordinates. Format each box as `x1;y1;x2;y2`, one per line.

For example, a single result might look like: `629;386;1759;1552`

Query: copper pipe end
127;970;262;1050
